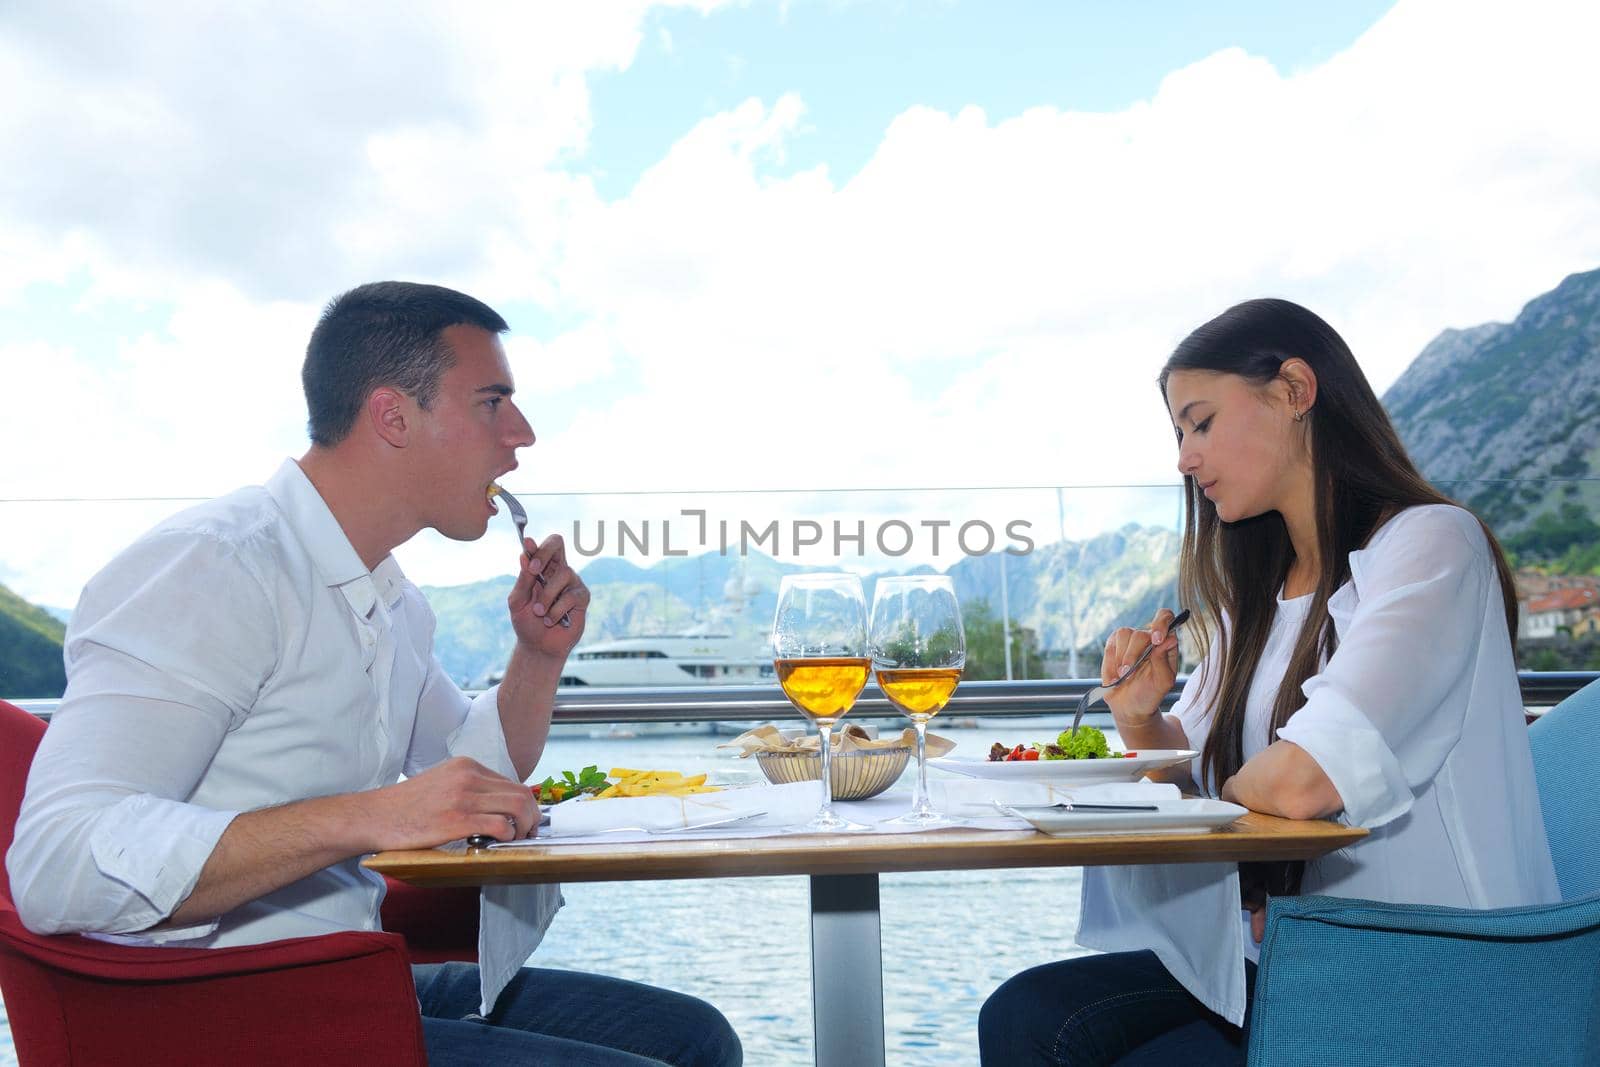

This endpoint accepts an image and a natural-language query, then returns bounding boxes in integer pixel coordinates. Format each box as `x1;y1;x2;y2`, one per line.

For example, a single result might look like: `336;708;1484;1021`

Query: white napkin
932;779;1182;819
543;782;818;839
1077;861;1246;1025
477;883;563;1016
475;784;818;1011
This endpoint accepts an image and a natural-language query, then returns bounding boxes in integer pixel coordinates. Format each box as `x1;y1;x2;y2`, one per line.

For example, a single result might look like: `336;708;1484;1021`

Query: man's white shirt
8;458;521;945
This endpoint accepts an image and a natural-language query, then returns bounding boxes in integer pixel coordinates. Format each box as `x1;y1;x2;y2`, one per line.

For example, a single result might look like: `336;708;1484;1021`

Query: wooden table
367;814;1365;1065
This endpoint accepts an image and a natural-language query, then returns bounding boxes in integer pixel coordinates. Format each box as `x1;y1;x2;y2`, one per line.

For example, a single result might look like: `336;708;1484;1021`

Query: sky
3;0;1600;608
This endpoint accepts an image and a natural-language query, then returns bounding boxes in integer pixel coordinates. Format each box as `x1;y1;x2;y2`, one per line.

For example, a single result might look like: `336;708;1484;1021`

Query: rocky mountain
0;582;67;698
1384;266;1600;537
946;525;1180;661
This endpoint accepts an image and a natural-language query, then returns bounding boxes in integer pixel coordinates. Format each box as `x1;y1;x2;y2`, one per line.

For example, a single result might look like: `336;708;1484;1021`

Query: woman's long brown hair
1160;299;1518;802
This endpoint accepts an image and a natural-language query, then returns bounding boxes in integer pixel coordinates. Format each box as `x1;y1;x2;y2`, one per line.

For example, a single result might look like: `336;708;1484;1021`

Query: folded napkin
1077;858;1245;1025
718;722;955;758
933;779;1181;819
476;780;817;1006
478;882;563;1016
544;781;819;837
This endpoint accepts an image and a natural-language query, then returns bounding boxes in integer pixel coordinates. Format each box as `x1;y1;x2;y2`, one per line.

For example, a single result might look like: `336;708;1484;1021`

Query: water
0;718;1111;1065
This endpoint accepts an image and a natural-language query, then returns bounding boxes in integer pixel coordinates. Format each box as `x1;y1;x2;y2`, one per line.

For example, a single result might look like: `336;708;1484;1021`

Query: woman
978;298;1559;1065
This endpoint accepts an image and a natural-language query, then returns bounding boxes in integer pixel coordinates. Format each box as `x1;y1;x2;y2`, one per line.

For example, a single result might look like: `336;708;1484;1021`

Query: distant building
1521;585;1600;640
1571;609;1600;639
1514;570;1600;601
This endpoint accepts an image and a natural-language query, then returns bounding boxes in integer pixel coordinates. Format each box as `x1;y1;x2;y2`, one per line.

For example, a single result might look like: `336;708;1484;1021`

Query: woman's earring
1292;408;1304;422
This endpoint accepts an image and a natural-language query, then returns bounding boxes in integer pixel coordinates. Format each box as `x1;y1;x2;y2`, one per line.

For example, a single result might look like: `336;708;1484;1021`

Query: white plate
929;750;1198;784
1005;798;1246;836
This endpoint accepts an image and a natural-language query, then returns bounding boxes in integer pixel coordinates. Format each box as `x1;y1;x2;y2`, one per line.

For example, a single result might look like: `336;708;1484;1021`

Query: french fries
593;767;722;799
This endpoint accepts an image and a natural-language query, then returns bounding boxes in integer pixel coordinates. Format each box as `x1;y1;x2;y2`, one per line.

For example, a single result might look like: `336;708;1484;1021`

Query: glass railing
12;673;1595;722
4;477;1598;706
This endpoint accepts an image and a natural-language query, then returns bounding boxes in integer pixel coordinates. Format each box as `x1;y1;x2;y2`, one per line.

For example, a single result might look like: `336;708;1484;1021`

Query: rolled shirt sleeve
7;531;270;936
1276;508;1492;829
393;572;518;780
403;656;519;783
448;684;520;781
86;795;240;939
397;579;519;782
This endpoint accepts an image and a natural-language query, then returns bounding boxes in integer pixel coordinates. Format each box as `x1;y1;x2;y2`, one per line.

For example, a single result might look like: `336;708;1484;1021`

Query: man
8;281;742;1066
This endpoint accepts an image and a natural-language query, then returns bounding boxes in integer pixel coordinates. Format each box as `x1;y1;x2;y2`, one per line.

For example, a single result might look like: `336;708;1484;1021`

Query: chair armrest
0;905;427;1065
1247;893;1600;1066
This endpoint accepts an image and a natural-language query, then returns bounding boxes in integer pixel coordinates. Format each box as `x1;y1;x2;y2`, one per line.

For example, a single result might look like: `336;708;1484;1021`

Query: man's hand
509;533;588;655
364;757;538;850
168;758;536;926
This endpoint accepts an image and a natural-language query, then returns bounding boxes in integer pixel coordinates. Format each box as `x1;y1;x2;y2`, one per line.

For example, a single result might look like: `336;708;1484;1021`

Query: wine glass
868;575;965;827
772;572;871;832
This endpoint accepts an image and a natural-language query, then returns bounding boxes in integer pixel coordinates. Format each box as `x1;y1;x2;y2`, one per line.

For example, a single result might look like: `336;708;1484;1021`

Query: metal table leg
809;873;886;1066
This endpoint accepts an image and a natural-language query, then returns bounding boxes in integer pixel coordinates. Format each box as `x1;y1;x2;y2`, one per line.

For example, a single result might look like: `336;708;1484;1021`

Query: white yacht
558;632;773;687
556;561;772;687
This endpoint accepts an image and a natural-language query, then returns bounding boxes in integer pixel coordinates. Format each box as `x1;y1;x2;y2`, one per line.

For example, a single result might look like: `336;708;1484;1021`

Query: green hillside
0;582;67;698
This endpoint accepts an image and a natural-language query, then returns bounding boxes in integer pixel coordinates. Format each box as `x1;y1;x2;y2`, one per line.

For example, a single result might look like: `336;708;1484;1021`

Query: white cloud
5;0;1600;608
0;0;727;604
0;0;725;304
534;0;1600;502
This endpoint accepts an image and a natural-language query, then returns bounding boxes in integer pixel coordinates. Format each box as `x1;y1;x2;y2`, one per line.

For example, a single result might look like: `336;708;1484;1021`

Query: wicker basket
753;746;911;800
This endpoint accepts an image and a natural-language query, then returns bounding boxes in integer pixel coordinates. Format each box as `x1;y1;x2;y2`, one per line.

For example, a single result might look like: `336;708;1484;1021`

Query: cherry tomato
1021;749;1040;761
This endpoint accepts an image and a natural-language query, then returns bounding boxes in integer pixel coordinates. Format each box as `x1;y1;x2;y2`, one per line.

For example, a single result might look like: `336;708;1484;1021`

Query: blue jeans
414;962;742;1066
978;951;1255;1066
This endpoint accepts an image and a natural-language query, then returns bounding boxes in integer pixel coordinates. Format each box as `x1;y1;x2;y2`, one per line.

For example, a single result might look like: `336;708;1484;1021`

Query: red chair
0;698;429;1065
379;879;479;965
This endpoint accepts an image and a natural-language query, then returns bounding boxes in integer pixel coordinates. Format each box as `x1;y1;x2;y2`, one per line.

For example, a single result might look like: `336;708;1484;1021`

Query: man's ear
368;388;410;448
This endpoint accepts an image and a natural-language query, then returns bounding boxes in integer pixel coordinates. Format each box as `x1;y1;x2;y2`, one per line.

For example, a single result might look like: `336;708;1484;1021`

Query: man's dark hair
302;281;509;446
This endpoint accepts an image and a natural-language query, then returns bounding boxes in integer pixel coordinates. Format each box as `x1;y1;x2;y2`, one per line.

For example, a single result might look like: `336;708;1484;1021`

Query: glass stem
912;718;931;815
818;720;835;817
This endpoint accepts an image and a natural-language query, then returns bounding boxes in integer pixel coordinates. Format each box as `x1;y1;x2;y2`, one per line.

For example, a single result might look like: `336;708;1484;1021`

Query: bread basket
753;746;910;800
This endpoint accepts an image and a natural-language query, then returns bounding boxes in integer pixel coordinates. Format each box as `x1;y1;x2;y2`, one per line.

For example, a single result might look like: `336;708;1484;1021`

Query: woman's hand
1238;859;1304;945
1242;882;1268;945
1100;607;1182;726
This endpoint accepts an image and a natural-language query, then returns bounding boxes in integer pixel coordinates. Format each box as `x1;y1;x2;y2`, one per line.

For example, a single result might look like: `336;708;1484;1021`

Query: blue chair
1246;678;1600;1066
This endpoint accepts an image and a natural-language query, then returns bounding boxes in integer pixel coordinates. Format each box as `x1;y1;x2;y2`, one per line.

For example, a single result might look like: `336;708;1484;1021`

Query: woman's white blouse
1174;504;1559;908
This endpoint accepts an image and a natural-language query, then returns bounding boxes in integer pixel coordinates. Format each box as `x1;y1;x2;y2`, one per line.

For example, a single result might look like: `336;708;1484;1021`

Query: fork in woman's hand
1069;609;1190;737
491;485;572;629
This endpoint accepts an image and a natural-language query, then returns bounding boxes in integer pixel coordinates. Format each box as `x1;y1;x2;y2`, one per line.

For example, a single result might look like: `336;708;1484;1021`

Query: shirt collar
264;458;383;592
371;555;406;610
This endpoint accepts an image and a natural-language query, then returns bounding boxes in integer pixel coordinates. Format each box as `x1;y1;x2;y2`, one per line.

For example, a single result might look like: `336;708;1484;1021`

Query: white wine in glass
874;667;962;718
869;575;965;826
772;573;870;832
774;658;872;722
